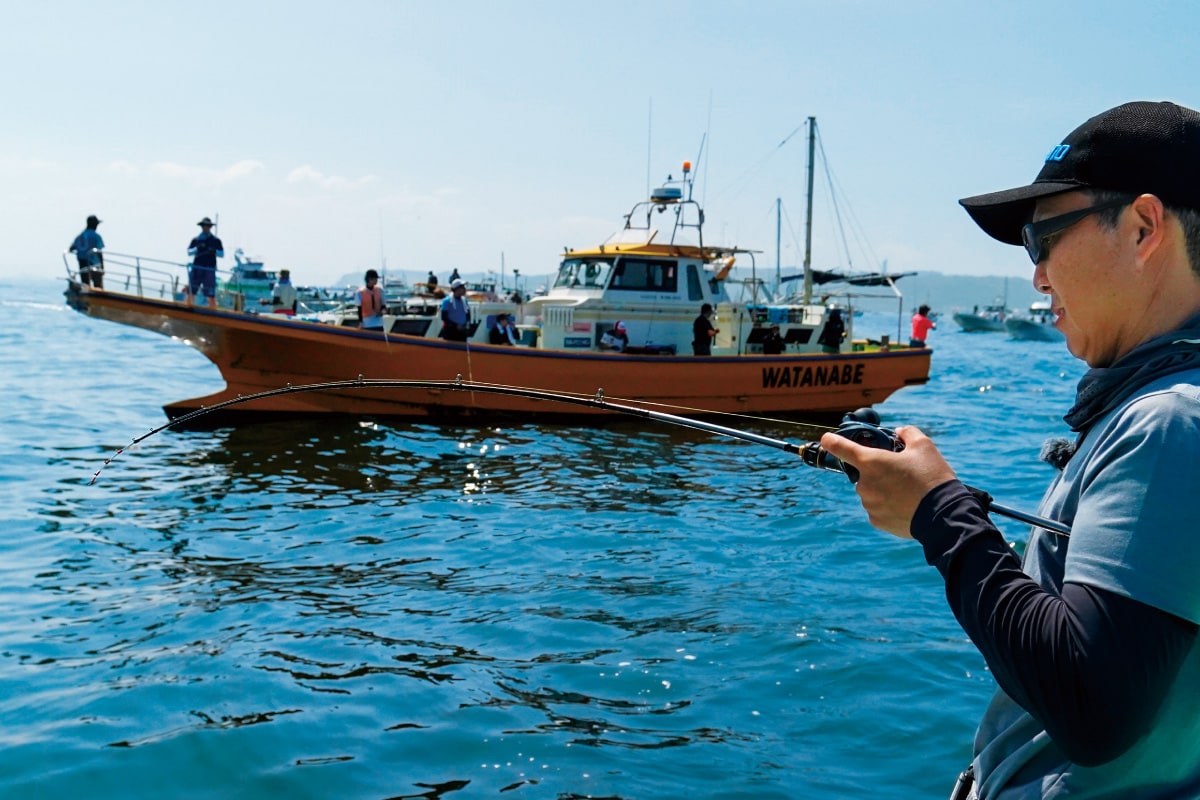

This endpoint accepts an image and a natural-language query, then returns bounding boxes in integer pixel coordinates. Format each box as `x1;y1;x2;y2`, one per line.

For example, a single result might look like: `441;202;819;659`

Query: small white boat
1005;301;1064;342
222;249;277;307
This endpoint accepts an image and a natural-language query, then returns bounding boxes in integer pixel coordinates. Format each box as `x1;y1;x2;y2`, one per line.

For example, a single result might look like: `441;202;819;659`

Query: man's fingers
818;430;860;462
893;425;927;446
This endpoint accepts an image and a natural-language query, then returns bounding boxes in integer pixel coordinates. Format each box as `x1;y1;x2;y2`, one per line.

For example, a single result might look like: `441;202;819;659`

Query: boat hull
1005;318;1065;342
952;312;1006;333
67;284;930;422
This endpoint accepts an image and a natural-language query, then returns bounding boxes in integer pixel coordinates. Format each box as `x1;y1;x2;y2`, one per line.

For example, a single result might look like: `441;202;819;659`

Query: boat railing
64;250;189;301
64;250;280;309
725;276;777;306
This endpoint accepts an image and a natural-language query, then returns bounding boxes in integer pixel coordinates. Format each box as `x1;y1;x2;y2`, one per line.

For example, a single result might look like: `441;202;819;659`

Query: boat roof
563;242;757;260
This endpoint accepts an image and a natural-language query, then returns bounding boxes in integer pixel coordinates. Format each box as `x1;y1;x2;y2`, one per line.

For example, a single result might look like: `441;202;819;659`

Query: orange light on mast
682;161;692;173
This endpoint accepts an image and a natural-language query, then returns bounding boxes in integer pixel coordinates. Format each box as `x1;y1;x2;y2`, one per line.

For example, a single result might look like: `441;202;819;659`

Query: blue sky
5;1;1198;288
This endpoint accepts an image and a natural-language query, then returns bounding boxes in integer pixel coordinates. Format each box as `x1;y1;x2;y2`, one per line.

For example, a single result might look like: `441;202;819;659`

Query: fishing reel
800;407;904;483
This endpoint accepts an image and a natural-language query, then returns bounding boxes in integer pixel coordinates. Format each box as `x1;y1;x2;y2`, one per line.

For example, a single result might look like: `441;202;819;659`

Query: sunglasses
1021;198;1128;264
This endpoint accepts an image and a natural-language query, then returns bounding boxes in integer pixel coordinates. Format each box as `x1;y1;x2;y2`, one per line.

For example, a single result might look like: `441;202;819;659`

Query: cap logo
1045;144;1071;163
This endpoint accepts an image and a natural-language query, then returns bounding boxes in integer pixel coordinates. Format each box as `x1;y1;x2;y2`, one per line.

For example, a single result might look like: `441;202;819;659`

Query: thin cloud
0;156;61;172
287;164;379;190
147;159;266;187
108;160;139;175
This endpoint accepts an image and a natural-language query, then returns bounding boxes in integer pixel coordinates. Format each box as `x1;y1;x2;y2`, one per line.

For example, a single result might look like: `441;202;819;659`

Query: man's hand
818;425;957;538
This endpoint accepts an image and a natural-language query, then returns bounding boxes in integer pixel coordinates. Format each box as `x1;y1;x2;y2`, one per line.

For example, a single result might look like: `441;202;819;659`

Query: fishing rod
92;376;1071;537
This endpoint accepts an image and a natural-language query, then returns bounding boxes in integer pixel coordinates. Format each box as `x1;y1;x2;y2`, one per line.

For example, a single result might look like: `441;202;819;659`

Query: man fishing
69;214;105;289
820;100;1200;798
187;217;224;308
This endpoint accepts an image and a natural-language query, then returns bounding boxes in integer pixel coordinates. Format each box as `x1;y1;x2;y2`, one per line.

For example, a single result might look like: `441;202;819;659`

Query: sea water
0;279;1083;799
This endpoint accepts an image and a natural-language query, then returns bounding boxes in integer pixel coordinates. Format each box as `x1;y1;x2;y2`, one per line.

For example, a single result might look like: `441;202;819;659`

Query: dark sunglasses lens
1021;225;1041;263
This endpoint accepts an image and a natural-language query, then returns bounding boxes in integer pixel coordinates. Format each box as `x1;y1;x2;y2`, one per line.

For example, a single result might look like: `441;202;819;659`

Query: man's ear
1131;193;1167;253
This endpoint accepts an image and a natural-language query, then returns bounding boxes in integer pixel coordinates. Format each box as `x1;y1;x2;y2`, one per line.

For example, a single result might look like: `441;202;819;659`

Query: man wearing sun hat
821;101;1200;798
186;216;224;308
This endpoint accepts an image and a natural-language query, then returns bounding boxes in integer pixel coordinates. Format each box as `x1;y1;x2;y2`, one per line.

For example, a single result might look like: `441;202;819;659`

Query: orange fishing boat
63;151;929;422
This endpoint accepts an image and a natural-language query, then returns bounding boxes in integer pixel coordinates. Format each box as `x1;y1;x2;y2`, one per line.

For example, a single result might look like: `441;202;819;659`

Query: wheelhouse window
686;264;704;301
554;257;614;289
609;259;678;292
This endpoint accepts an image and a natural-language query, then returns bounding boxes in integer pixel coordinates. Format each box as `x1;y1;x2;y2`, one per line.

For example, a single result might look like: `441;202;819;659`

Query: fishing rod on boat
91;376;1071;537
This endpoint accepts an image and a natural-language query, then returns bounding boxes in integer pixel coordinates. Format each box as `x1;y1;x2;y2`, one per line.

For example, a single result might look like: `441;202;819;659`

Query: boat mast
775;197;782;289
803;116;816;304
378;209;387;283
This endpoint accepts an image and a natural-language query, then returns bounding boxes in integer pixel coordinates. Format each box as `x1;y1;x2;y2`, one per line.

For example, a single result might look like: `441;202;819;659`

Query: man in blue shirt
69;215;104;289
440;279;471;341
187;217;224;307
822;101;1200;798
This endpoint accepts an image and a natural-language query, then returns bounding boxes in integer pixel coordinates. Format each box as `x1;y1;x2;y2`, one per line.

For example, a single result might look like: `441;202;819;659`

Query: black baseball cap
959;100;1200;245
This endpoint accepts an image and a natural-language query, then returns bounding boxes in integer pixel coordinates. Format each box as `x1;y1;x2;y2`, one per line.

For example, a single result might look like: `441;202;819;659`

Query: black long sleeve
911;480;1197;766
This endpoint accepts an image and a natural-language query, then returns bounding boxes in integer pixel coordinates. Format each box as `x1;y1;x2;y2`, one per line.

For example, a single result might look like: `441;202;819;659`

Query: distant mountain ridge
872;271;1042;315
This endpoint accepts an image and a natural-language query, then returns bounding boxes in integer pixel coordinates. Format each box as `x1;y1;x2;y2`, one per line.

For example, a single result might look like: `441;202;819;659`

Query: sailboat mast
775;197;782;288
803;116;816;303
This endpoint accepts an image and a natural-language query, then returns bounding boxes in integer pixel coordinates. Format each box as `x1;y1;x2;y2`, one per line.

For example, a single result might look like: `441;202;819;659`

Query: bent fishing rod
93;376;1071;537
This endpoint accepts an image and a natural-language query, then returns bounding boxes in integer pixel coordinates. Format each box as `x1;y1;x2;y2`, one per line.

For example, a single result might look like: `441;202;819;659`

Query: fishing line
91;377;833;482
88;376;1070;537
576;392;838;437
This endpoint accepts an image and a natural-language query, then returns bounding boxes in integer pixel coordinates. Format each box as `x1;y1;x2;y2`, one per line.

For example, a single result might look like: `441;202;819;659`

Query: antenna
702;90;713;206
646;98;653;200
692;134;707;182
378;209;387;279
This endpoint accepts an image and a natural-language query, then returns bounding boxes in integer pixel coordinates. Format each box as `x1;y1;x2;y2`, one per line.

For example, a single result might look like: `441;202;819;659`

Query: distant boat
954;277;1011;333
222;249;277;308
1005;301;1064;342
953;303;1008;333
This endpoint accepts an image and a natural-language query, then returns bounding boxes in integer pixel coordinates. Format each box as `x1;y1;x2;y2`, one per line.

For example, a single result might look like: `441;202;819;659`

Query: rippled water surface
0;280;1085;799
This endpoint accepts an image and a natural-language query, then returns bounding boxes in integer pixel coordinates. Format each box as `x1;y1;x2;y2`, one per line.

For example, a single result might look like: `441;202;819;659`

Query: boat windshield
232;269;274;282
554;257;614;289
